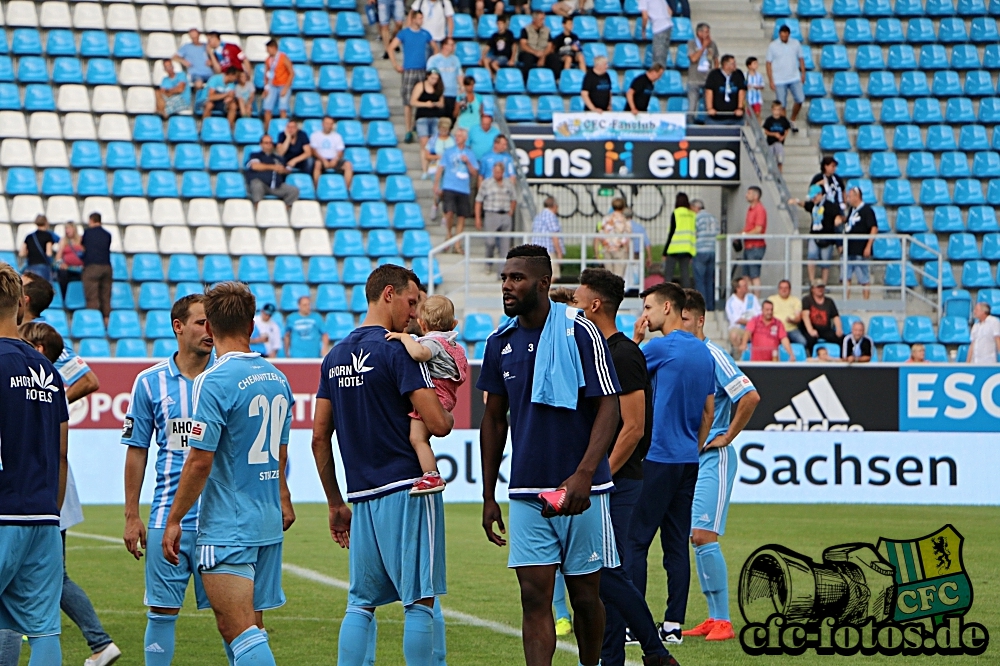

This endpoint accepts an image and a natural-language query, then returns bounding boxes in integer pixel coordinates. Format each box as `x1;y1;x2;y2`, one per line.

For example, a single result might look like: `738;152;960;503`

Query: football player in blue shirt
679;289;759;642
0;263;69;666
163;283;295;666
312;264;454;666
122;294;216;666
628;281;715;645
479;245;621;666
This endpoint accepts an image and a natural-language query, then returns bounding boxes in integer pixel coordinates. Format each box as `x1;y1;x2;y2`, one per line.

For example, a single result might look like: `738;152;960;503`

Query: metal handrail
743;112;798;228
492;99;537;230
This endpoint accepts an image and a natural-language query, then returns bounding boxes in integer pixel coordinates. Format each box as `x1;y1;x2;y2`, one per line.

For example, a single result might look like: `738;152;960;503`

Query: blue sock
223;638;236;666
432;598;446;666
694;544;716;619
27;636;60;666
144;612;178;666
696;542;729;621
231;627;275;666
363;615;377;666
339;607;374;666
402;603;435;666
552;570;570;621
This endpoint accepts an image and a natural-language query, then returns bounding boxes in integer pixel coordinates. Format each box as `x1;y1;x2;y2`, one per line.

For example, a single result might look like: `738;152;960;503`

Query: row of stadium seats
742;340;982;361
771;16;999;43
764;0;1000;19
804;69;1000;97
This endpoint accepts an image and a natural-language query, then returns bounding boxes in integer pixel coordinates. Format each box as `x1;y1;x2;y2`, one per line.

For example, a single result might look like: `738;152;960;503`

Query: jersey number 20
248;394;289;464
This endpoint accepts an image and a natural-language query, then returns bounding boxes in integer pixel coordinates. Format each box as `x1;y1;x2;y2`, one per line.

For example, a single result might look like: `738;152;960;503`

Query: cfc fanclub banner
551;112;687;142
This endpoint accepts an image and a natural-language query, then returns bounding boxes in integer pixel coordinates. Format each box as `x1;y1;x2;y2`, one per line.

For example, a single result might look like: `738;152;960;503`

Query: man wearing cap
804;156;846;285
251;304;283;357
766;24;805;132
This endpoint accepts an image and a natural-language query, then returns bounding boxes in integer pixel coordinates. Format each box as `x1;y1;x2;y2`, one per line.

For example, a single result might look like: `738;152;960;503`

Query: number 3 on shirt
248;394;289;464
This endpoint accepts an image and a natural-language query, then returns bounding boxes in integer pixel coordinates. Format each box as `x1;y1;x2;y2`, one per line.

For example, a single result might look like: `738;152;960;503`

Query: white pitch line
68;531;121;544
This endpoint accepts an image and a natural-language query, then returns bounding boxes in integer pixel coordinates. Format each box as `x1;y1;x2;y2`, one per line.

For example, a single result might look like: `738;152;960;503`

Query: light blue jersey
705;339;756;441
121;352;215;531
189;352;293;547
35;314;91;388
285;313;324;358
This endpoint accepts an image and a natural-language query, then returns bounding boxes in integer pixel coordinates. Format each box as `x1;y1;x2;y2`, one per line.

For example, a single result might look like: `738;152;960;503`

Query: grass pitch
33;503;999;665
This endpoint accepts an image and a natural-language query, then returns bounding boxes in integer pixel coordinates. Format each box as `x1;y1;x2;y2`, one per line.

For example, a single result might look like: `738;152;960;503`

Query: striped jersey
190;352;293;547
121;352;215;531
705;339;756;441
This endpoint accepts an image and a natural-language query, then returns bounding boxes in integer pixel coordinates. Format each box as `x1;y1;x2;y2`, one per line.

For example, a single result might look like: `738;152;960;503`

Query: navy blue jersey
477;313;620;499
317;326;435;501
0;338;70;525
642;330;715;464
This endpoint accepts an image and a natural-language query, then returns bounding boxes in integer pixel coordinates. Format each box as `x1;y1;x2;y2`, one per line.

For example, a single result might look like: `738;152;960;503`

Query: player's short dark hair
579;268;625;314
203;281;256;338
171;294;205;328
640;281;685;312
506;244;552;277
0;262;23;315
746;56;758;66
675;192;690;208
748;185;762;197
22;271;54;316
563;15;573;23
365;263;419;303
18;321;62;363
89;212;102;224
683;288;706;317
779;24;791;32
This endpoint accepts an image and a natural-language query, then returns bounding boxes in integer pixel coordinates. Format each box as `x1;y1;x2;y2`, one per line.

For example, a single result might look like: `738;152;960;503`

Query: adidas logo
145;643;165;653
501;343;512;355
700;513;710;522
768;375;864;432
587;552;601;563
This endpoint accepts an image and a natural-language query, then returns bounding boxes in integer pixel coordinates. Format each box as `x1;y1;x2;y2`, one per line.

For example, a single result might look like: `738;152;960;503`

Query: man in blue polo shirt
313;264;454;666
284;296;326;358
476;134;516;187
628;281;714;645
479;245;621;666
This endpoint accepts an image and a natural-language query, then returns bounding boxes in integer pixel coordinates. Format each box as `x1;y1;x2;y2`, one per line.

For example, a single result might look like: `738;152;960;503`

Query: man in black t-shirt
843;186;878;299
574;268;678;666
276;119;313;173
483;15;516;73
704;55;746;125
627;64;665;114
761;101;791;170
20;215;55;281
582;56;613;112
549;16;586;77
799;281;843;355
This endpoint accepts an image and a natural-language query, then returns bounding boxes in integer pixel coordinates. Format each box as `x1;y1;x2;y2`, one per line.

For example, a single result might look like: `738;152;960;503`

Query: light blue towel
495;301;585;409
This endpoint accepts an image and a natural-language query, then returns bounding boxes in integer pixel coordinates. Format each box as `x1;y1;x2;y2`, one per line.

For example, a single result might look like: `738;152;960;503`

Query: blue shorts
349;489;447;608
508;494;619;575
197;543;285;611
807;238;834;267
691;446;738;536
742;245;766;279
378;0;405;25
0;525;62;637
847;254;870;284
146;528;208;610
775;79;805;106
262;87;290;113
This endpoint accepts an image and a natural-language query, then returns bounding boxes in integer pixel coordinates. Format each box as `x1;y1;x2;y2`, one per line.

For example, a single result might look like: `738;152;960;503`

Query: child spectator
762;101;791;171
234;69;255;118
745;56;764;118
483;15;517;73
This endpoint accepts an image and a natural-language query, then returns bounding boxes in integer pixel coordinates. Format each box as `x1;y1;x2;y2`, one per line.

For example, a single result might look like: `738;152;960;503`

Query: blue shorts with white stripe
508;494;619;575
691;446;738;536
197;542;285;611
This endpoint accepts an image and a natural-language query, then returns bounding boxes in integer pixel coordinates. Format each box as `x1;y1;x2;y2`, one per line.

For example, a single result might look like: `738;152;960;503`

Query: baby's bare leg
410;418;439;474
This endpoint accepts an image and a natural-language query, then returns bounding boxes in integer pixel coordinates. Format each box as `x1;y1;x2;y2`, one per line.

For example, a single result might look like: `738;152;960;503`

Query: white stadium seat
172;6;204;32
151;198;186;226
222;199;254;227
290;201;322;228
29;113;63;140
72;2;104;30
5;2;39;27
0;139;34;167
0;200;10;225
97;114;132;141
230;0;264;7
146;33;178;60
34;140;69;168
200;0;231;7
205;7;236;33
140;6;171;32
62;113;96;141
82;197;117;226
255;200;288;228
159;225;193;253
40;2;72;29
46;196;81;224
106;225;123;253
57;85;91;113
0;6;5;28
229;227;263;255
263;228;296;256
120;60;153;87
168;0;198;6
106;4;140;31
11;196;44;224
0;112;28;139
187;198;221;226
117;197;152;226
193;226;227;254
0;224;13;251
298;228;332;256
15;223;36;248
237;9;268;35
126;87;157;114
92;87;126;114
244;36;268;62
123;225;159;254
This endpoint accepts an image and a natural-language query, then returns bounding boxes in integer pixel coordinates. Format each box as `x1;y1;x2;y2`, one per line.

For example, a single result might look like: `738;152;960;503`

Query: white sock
662;621;680;632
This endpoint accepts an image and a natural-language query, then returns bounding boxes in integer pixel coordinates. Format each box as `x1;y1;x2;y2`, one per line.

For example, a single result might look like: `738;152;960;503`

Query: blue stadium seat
300;11;331;37
841;99;873;126
971;16;1000;41
973;151;1000;177
41;169;72;196
892;124;923;150
987;179;1000;205
133;116;164;143
558;69;584;95
807;98;839;124
108;311;142;340
833;0;863;14
942;98;974;126
763;0;792;15
77;169;108;196
985;44;1000;69
612;43;642;68
932;70;963;97
131;254;164;282
60;282;85;311
411;257;442;286
139;283;171;311
883;178;915;204
798;0;828;15
864;72;895;98
248;284;277;309
206;145;238;172
832;72;863;97
202;256;235;283
952;45;981;71
0;57;12;83
820;45;850;70
384;175;415;202
167;255;200;283
962;260;995;287
342;257;373;284
111;32;142;59
451;13;475;39
146;171;178;198
466;67;492;94
504;95;534;122
820;125;851;151
527;68;557;95
77;339;110;358
342;147;371;174
899;71;930;98
957;0;987;13
969;207;999;233
910;232;941;260
571;15;599;41
847;177;877;202
335;12;365;37
885;261;920;287
0;83;18;110
979;98;1000;123
270;10;299;35
150;338;176;357
922;260;957;288
602;16;632;41
809;18;838;42
167;116;198;143
582;43;609;67
919;179;952;205
870;151;901;177
344;40;374;66
964;71;993;97
323;201;354;228
979;289;1000;311
462;314;495;342
52;58;84;85
955;178;985;204
941;151;971;178
374;148;406;176
913;98;943;123
938;17;968;42
308;256;340;284
180;172;212;198
943;289;972;320
23;84;54;111
359;93;389;120
279;283;310;311
537;95;565;121
881;343;910;361
834;151;864;177
402;230;432;258
78;31;109;58
362;121;396;148
873;236;902;259
294;91;323;118
867;0;896;16
46;30;76;57
12;29;42;56
366;229;398;257
925;125;957;151
174;283;204;300
496;69;526;95
936;317;970;345
844;18;874;42
115;339;146;358
392;202;425;230
894;205;927;232
138;143;169;170
285;174;316;200
902;316;936;343
85;58;117;85
884;45;915;71
200;118;232;144
906;152;938;178
69;141;101;169
907;18;936;42
476;15;498;40
110;282;135;310
358;202;388;230
333;230;365;257
308;39;339;66
948;233;980;260
455;41;480;66
277;38;306;64
315;283;347;311
325;312;355;341
325;92;355;119
317;65;347;91
238;256;270;283
803;72;826;97
17;57;48;83
673;17;696;41
5;168;37;195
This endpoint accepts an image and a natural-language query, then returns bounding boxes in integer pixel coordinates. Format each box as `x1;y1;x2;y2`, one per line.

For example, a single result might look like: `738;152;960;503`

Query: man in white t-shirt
251;303;283;357
968;302;1000;364
639;0;673;69
411;0;455;43
310;115;354;190
726;275;761;354
766;24;806;130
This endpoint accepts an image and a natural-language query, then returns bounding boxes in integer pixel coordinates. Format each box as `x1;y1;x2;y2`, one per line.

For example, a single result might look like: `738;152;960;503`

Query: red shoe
410;472;445;495
705;620;736;641
681;619;716;637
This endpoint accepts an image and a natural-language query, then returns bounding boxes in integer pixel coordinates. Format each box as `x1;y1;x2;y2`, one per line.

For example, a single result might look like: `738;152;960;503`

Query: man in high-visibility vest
663;192;697;288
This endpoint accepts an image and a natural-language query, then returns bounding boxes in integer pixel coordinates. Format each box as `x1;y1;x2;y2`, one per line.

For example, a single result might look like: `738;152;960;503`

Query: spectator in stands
412;70;446;167
425;117;455;181
389;11;436;144
310;116;354;191
477;0;507;19
517;11;553;82
54;222;84;299
663;192;696;288
687;23;719;119
640;0;673;69
745;57;764;119
799;280;842;354
20;214;55;281
768;279;806;346
207;32;248;75
804;157;846;284
553;0;594;17
765;24;805;132
435;127;479;241
245;135;300;207
411;0;455;44
476;162;518;275
532;197;563;280
483;15;517;73
277;119;313;175
841;320;873;363
155;59;189;119
455;76;484;130
262;40;294;133
741;300;794;361
670;0;691;17
203;67;239;130
843;186;878;300
468;110;500;159
285;296;327;358
705;55;746;125
908;343;926;363
968;302;1000;365
174;28;212;90
428;38;463;120
692;198;718;310
477;135;516;186
600;198;632;278
582;56;613;113
761;101;790;172
741;186;767;292
251;304;283;358
550;17;586;77
234;69;255;119
375;0;406;61
726;275;761;352
807;346;836;363
82;212;113;323
627;64;665;114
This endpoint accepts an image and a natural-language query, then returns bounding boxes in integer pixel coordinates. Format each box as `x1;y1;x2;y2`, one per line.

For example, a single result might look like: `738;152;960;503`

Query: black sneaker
625;627;640;645
382;51;389;60
643;654;680;666
659;625;683;645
